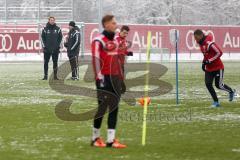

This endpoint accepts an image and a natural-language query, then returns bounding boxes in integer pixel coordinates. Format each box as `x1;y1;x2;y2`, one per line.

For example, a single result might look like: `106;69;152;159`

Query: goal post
138;47;170;63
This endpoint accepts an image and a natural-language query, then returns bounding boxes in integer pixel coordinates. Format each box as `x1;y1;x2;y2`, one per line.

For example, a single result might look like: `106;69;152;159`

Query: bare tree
1;0;240;25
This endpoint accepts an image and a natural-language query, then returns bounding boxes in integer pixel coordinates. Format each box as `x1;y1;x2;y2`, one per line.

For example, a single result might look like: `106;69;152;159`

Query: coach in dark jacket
64;21;81;80
41;16;63;80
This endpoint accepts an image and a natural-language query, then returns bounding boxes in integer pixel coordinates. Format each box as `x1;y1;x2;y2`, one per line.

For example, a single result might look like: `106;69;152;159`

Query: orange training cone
138;97;151;106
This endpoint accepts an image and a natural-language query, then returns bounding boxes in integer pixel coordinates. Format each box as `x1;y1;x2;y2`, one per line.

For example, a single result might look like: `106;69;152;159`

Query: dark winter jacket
41;23;63;54
64;26;81;57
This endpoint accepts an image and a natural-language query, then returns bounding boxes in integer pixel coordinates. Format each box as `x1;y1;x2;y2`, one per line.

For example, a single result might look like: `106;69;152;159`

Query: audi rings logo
186;30;215;50
0;34;12;52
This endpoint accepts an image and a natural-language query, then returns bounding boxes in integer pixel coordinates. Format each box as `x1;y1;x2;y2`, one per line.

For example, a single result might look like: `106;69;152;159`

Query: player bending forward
194;29;236;107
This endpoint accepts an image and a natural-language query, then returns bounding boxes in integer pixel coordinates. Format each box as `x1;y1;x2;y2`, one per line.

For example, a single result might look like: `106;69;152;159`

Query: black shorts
94;75;122;119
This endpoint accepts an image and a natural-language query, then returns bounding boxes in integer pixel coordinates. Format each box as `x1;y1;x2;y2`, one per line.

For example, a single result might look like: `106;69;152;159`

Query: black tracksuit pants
93;75;122;129
44;52;59;77
205;69;233;102
68;55;79;78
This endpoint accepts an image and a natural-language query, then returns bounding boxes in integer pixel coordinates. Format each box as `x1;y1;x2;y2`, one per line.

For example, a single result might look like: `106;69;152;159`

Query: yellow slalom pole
142;31;152;146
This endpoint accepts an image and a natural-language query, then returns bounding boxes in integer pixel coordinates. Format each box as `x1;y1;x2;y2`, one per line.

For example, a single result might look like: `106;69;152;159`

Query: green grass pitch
0;61;240;160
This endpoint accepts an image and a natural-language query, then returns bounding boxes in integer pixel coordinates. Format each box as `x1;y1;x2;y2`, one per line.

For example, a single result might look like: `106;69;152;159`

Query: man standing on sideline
194;29;236;107
115;25;133;94
64;21;81;80
91;15;127;148
41;16;63;80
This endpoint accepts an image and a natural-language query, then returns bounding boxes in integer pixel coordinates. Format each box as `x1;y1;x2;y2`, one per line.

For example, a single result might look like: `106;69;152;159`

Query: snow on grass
1;62;240;160
232;148;240;152
194;113;240;121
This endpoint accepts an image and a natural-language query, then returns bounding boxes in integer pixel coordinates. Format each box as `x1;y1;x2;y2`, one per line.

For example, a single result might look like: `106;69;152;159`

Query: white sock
107;129;115;143
92;128;100;141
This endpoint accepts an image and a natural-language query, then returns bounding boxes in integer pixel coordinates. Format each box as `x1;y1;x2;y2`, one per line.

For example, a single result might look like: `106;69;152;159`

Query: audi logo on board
0;34;13;52
186;30;215;50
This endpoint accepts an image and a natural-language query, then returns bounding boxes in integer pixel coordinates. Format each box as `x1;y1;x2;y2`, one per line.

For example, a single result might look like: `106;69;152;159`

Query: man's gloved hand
127;51;133;56
97;74;105;88
203;60;211;65
99;79;105;88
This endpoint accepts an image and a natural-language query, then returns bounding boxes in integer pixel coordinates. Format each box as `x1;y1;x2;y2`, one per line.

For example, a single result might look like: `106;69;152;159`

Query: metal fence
0;0;74;23
0;22;85;61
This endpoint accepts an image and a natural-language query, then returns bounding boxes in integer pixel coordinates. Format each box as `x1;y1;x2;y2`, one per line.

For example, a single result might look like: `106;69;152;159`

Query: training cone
138;97;151;106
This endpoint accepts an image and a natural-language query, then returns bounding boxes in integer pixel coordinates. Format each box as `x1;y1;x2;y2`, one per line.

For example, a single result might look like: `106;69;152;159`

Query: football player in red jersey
115;25;133;94
194;29;236;107
91;15;127;148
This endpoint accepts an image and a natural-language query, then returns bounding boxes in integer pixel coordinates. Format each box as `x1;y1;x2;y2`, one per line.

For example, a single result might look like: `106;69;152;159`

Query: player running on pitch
91;15;126;148
194;29;236;107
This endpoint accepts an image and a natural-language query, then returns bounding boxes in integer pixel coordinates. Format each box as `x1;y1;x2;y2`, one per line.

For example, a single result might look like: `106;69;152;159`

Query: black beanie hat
69;21;75;27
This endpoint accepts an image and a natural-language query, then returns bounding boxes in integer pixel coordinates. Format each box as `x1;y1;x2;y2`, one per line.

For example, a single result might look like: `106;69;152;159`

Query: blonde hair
48;16;55;21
